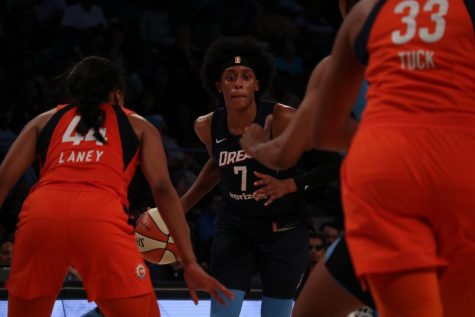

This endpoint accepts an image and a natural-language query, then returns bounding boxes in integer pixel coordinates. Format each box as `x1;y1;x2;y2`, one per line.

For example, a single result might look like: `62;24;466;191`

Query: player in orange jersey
242;0;475;316
0;56;233;317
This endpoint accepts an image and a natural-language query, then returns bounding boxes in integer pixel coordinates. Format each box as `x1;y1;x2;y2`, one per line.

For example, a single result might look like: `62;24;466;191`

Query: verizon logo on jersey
229;192;255;201
218;150;251;167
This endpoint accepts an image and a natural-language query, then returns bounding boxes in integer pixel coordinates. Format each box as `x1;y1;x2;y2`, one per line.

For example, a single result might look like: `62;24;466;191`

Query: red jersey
356;0;475;122
33;103;139;207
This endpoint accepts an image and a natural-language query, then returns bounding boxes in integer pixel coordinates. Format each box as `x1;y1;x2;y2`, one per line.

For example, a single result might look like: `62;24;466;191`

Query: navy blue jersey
211;101;303;225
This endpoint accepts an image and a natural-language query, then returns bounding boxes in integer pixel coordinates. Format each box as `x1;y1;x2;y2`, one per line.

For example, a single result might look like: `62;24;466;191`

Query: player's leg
426;127;475;317
209;220;255;317
210;289;246;317
260;223;309;317
96;292;160;317
366;268;442;317
341;127;457;317
8;295;57;317
68;191;157;309
6;188;70;316
261;296;294;317
292;258;364;317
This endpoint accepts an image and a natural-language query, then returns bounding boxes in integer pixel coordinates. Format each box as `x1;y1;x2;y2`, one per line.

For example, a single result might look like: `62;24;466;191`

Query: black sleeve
294;161;341;192
294;150;343;193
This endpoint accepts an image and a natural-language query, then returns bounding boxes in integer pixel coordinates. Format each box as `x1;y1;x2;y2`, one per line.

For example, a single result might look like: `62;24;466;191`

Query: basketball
135;208;179;265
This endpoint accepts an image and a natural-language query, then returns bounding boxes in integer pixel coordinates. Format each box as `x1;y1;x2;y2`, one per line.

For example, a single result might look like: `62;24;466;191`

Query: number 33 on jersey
388;0;449;71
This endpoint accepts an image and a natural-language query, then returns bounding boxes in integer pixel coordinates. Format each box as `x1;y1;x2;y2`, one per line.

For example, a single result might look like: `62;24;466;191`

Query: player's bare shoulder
272;103;296;137
194;112;213;145
128;113;159;141
273;103;295;120
346;0;378;46
29;108;58;136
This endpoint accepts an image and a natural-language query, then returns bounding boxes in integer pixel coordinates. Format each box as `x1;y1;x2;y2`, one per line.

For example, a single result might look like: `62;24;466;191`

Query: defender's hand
253;171;297;206
183;262;234;305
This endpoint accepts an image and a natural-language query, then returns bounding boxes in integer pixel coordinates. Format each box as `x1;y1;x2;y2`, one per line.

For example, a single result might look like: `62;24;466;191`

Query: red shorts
342;120;475;312
6;186;152;301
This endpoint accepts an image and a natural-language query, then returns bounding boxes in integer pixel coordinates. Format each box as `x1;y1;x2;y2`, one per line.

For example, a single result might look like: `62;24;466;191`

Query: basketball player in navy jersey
181;36;310;317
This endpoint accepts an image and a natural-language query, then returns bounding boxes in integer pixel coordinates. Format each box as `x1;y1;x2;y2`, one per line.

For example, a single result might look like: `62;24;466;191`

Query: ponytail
65;56;124;143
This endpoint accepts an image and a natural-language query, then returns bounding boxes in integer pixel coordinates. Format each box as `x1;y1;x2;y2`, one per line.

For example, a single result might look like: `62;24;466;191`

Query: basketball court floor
0;299;262;316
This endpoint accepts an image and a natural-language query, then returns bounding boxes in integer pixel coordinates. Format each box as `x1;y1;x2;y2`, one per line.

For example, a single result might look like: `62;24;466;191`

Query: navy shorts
325;235;375;308
210;218;309;299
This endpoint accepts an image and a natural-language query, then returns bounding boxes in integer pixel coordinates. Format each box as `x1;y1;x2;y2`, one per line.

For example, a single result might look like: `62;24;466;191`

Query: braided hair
65;56;124;143
201;36;276;100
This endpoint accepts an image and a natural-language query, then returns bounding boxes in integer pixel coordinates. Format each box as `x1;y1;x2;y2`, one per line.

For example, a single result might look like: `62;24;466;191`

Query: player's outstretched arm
181;158;220;212
240;58;329;170
309;2;366;150
181;114;220;213
0;110;53;207
131;114;233;305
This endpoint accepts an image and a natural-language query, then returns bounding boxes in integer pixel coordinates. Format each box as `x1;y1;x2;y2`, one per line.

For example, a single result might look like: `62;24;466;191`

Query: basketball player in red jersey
0;56;233;317
242;0;475;316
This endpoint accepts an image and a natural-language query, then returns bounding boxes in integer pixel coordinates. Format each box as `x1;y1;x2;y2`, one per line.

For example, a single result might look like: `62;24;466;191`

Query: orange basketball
135;208;179;265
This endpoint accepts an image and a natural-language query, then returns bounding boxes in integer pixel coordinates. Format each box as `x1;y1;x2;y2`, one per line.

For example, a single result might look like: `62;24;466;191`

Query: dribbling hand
183;261;234;305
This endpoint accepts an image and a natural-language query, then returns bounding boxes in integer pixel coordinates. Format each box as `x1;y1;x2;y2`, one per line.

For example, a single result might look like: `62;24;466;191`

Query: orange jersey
356;0;475;122
33;104;139;207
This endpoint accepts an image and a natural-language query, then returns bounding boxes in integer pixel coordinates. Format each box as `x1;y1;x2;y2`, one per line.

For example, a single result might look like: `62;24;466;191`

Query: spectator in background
138;2;174;48
296;231;326;298
0;239;13;266
60;0;109;56
0;113;16;156
0;238;13;283
147;114;186;168
320;221;342;245
33;0;66;23
308;231;326;270
274;39;305;79
61;0;108;30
